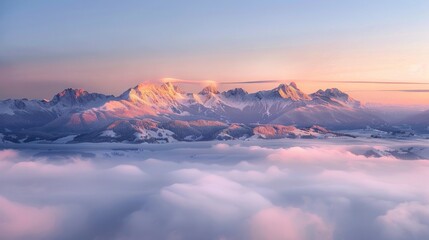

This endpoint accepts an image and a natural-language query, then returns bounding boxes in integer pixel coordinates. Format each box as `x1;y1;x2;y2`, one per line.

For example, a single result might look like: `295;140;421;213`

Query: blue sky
1;0;428;103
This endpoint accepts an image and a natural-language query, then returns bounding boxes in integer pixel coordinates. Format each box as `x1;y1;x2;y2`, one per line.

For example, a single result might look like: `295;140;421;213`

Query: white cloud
161;173;271;220
249;207;333;240
0;139;427;240
378;202;429;239
0;196;61;240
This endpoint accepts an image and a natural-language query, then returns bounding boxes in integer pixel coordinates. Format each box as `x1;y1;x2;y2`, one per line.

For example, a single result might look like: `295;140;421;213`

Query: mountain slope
0;81;388;143
401;109;429;132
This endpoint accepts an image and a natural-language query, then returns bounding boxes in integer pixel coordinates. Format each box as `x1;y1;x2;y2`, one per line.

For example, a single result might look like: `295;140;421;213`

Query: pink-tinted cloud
0;139;428;239
378;202;429;239
250;207;333;240
0;196;61;239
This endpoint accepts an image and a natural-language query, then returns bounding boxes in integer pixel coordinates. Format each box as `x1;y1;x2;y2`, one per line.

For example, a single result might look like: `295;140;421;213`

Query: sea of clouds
0;139;429;240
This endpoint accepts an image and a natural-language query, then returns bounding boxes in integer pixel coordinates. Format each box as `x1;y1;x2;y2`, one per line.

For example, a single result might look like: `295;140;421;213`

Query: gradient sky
1;0;429;104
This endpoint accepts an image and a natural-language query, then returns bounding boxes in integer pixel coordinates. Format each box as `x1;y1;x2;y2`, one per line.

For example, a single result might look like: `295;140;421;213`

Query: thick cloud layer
0;139;428;240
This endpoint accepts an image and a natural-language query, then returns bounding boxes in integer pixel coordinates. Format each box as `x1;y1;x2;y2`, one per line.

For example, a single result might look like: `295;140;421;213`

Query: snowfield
0;138;429;240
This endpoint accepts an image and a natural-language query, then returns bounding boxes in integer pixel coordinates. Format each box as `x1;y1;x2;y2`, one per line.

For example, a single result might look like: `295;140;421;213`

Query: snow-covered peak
222;88;248;98
255;82;310;101
161;82;183;94
313;88;347;98
290;81;298;89
311;88;360;106
199;85;219;95
275;83;310;100
51;88;87;102
51;88;111;107
120;82;184;107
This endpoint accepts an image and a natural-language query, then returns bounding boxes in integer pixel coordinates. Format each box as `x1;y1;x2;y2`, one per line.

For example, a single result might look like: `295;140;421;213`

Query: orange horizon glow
1;1;429;106
2;44;428;105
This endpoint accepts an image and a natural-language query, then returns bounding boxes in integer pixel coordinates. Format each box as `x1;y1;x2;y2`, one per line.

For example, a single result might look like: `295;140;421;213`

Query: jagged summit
290;81;298;89
51;88;87;102
313;88;347;97
51;88;111;106
222;88;248;97
199;84;219;95
120;82;184;104
254;82;311;101
274;82;310;101
311;88;360;107
161;81;183;94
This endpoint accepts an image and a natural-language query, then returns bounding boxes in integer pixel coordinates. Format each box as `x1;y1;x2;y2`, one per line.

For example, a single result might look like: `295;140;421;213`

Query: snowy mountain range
0;82;425;143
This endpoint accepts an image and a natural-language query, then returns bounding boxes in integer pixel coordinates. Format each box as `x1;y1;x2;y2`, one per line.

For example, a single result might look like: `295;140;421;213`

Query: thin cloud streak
161;78;217;86
219;80;282;84
220;80;429;85
346;89;429;93
318;80;429;85
382;89;429;92
162;78;429;86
